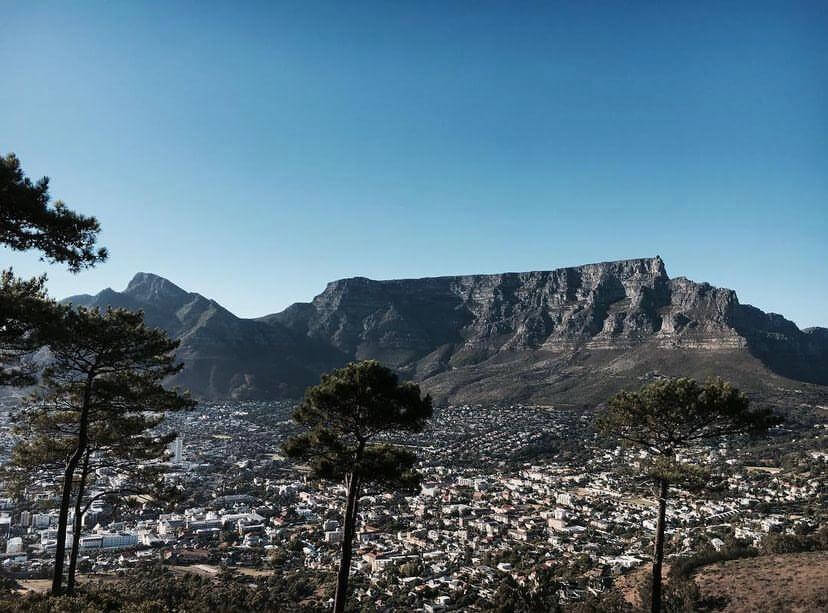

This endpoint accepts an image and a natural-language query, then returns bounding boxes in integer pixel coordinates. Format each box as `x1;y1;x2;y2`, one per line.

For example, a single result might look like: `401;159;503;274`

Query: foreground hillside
692;551;828;612
64;257;828;406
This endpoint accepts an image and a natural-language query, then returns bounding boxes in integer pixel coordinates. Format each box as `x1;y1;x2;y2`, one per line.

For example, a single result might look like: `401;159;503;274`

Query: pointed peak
124;272;189;302
126;271;170;288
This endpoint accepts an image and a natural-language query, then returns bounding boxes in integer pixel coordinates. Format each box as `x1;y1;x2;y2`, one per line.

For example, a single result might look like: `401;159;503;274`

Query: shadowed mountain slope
63;273;344;399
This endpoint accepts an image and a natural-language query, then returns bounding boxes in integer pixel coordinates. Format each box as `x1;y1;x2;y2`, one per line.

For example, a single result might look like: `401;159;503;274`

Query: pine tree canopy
45;306;189;396
1;153;107;272
4;306;195;498
596;377;782;457
284;360;432;488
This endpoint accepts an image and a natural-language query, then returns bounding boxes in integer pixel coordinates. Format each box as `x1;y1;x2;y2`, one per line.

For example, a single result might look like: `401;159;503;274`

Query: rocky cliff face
273;257;672;358
271;256;818;367
65;258;828;404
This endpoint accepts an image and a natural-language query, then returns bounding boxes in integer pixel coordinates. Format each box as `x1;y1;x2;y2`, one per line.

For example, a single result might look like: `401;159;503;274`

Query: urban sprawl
1;401;824;610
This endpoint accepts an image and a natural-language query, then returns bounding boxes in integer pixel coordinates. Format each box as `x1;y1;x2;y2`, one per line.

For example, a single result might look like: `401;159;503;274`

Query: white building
32;513;51;529
79;531;138;550
6;537;24;554
169;436;184;464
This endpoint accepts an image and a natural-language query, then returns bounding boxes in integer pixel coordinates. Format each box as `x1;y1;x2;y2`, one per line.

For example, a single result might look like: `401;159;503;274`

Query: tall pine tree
284;360;432;613
596;377;780;613
17;306;194;595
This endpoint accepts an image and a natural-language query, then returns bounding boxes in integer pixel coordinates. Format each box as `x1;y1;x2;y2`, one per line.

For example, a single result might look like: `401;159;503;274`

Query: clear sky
2;1;826;327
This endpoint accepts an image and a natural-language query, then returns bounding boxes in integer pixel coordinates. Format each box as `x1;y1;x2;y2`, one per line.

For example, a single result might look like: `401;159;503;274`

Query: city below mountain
63;257;828;407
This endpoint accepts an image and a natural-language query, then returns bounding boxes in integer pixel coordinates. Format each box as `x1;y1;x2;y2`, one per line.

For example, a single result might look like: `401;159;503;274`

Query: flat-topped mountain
64;257;828;405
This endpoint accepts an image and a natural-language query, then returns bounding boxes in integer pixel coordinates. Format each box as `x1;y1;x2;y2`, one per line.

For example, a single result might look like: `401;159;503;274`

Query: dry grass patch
693;551;828;612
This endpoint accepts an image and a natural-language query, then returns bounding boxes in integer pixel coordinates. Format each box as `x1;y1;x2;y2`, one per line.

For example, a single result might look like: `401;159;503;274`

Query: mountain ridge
63;257;828;405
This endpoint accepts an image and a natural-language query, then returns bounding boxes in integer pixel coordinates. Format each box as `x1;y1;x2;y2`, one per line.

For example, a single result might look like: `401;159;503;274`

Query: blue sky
2;1;826;326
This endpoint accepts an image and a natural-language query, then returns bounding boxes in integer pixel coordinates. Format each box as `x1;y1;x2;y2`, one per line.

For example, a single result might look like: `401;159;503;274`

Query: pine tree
283;360;432;613
12;306;194;595
8;396;181;592
595;377;781;613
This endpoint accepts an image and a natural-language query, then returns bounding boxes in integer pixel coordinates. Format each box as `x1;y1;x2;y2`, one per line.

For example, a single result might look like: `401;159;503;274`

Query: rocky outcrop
65;258;828;403
657;278;746;349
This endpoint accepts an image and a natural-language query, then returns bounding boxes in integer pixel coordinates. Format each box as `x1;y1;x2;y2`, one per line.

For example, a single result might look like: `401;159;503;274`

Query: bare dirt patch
17;573;119;594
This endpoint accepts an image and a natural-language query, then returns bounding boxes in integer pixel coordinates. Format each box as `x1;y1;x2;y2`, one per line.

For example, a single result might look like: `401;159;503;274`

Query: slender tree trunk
52;455;79;595
52;375;93;596
333;471;361;613
651;478;668;613
66;450;91;594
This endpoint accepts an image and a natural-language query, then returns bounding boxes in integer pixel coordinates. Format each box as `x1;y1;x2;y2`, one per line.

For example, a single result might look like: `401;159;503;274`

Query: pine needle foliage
284;360;432;613
1;153;107;272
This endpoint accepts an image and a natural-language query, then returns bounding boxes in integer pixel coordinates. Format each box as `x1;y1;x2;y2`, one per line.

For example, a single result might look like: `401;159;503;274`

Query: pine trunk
66;451;91;594
651;478;668;613
51;374;93;596
52;459;77;594
333;471;360;613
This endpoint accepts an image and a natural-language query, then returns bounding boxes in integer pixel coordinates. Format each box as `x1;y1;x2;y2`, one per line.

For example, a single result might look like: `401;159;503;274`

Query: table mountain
64;257;828;405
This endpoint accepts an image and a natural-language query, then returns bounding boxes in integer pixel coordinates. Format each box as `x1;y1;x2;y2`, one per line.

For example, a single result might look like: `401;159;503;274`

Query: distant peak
125;272;188;301
126;271;162;285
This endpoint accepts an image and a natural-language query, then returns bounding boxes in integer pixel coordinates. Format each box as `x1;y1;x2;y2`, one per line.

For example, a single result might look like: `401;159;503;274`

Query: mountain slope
64;258;828;406
63;273;343;399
